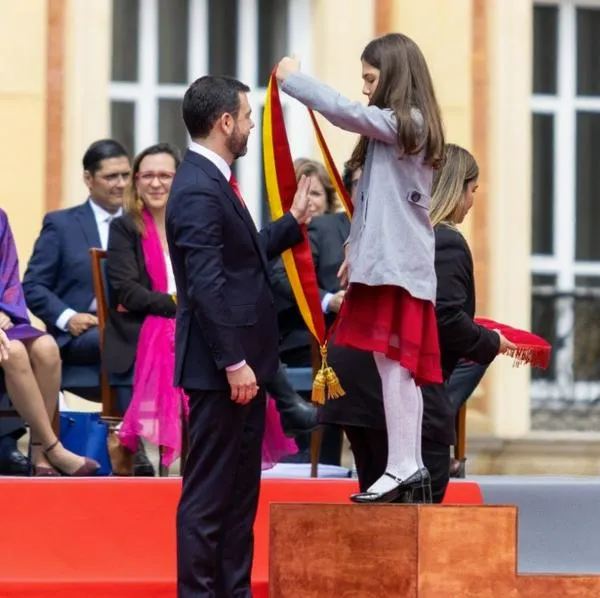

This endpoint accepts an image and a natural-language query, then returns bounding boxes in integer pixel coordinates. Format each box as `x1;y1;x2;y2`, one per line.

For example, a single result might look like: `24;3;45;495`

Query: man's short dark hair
182;76;251;139
82;139;129;174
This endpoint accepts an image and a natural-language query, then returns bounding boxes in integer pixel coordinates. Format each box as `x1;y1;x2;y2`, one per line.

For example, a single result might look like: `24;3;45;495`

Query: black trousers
177;388;266;598
343;425;450;503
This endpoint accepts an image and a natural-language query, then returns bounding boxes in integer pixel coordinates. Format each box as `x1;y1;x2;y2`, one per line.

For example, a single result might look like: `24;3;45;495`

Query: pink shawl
119;209;188;466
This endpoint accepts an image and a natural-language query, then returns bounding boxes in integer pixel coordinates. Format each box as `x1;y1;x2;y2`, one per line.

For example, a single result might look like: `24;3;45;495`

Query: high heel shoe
29;442;59;477
350;470;428;504
449;457;466;478
44;441;100;476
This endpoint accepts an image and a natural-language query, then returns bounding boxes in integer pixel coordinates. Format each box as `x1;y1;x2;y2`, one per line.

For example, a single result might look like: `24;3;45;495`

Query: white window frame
531;0;600;405
109;0;313;224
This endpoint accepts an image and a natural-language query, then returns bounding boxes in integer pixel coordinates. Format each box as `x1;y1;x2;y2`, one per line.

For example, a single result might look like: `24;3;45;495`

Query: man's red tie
229;175;246;208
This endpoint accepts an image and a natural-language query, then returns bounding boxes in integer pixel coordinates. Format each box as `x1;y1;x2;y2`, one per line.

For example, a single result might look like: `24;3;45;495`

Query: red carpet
0;477;482;597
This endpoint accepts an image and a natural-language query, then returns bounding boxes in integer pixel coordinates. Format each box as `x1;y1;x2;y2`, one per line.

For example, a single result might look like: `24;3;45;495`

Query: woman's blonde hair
124;142;181;234
293;158;338;213
429;144;479;227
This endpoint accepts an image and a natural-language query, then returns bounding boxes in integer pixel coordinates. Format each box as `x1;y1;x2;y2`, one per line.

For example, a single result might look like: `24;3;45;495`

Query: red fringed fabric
474;317;552;369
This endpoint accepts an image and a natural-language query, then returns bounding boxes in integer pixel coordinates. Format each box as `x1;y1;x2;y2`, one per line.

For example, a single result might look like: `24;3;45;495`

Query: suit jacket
271;212;350;357
23;201;101;347
281;71;436;302
321;223;500;446
103;214;176;375
166;150;303;391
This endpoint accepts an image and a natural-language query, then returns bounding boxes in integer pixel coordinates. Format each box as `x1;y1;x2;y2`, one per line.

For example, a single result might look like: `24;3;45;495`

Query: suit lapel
76;202;102;248
184;151;269;271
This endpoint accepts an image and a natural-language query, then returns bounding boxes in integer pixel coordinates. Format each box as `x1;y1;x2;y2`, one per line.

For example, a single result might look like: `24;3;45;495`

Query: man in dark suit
23;139;130;366
22;140;154;476
166;75;310;598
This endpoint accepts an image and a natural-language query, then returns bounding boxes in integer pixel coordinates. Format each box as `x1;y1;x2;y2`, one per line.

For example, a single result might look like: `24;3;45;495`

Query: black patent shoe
395;468;433;504
350;470;426;504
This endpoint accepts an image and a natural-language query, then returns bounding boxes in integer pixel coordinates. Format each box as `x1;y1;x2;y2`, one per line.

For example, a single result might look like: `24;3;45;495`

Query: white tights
369;352;423;494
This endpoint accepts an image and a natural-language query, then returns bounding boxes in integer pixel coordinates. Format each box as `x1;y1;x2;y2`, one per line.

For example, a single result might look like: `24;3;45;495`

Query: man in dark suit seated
167;75;310;597
23;139;130;367
23;140;155;476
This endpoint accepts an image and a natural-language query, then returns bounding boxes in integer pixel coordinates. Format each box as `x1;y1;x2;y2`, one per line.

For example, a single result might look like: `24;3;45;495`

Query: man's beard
226;126;249;160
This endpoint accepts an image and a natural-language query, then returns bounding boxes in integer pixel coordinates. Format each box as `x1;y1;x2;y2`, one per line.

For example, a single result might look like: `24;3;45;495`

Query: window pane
158;0;189;84
577;8;600;96
574;276;600;381
111;0;139;82
531;114;554;255
258;0;289;84
159;99;188;154
208;0;238;76
110;101;135;156
533;5;558;95
575;112;600;260
531;274;557;381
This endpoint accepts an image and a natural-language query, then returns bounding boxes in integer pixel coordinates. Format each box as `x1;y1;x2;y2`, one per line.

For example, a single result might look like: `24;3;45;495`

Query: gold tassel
311;343;345;404
311;367;327;405
324;366;345;399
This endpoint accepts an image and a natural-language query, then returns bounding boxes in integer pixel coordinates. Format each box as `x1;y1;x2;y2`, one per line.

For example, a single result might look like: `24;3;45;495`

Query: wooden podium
269;504;600;597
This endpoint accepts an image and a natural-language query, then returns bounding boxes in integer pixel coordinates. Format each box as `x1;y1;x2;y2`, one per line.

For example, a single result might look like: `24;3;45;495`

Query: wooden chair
89;248;189;475
454;403;467;469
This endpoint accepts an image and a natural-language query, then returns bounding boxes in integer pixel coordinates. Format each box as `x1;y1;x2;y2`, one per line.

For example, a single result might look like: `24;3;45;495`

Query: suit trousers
343;425;450;503
60;327;100;365
177;387;267;598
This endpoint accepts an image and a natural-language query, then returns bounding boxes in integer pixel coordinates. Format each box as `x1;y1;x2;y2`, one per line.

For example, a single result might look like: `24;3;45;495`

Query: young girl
277;33;445;502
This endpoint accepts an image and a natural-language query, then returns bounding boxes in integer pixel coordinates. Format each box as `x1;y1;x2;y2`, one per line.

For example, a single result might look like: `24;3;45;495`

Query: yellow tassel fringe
311;344;345;405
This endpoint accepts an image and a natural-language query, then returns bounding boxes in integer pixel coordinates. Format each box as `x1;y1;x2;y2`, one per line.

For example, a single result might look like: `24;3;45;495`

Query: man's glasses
137;171;175;185
99;172;131;184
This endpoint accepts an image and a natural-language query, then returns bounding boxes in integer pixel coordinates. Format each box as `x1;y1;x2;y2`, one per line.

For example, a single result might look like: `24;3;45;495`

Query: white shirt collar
188;141;231;182
88;198;122;223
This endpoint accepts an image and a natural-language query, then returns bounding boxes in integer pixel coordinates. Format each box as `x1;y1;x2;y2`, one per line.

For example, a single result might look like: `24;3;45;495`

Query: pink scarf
119;209;188;467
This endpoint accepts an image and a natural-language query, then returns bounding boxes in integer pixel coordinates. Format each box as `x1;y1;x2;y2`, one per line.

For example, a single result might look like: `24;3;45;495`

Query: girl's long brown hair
346;33;445;171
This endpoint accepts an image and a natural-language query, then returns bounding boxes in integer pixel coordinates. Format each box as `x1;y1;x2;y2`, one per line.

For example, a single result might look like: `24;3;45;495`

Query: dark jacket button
410;191;421;203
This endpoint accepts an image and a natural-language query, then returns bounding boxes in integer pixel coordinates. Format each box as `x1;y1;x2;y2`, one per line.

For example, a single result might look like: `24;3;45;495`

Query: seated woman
105;144;295;469
104;143;183;468
0;208;99;476
321;145;514;501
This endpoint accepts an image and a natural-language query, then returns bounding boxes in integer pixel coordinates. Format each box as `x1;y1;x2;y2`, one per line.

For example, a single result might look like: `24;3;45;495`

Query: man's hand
328;290;346;314
67;313;98;337
276;56;301;84
494;329;517;355
226;363;259;405
290;174;312;225
0;311;13;331
0;329;10;362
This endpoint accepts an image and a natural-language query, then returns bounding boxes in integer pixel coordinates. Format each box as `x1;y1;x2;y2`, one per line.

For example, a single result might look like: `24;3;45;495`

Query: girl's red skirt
335;283;442;386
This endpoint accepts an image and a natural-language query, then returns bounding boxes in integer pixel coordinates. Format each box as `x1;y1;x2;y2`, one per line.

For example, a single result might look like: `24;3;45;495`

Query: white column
236;0;261;223
62;0;112;207
486;0;533;437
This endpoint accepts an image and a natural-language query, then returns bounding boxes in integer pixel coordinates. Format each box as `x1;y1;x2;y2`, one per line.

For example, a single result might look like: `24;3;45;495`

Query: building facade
2;0;600;471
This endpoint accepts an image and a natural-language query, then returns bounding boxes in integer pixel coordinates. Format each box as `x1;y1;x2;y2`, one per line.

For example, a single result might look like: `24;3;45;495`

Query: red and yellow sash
263;71;350;403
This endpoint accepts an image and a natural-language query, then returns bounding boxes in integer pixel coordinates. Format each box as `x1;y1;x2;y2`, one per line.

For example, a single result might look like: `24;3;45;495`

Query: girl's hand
276;56;301;84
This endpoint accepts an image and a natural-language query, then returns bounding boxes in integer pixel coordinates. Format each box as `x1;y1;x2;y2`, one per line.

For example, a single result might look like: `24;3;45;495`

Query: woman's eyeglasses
136;171;175;185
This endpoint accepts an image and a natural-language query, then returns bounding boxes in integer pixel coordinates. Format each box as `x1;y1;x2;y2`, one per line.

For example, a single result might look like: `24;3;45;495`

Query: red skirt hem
335;283;442;386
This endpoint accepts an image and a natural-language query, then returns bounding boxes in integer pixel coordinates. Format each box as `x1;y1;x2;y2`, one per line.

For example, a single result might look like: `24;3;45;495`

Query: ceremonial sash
263;71;346;403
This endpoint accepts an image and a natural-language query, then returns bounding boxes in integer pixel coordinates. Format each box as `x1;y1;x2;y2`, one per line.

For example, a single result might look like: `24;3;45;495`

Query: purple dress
0;209;44;342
